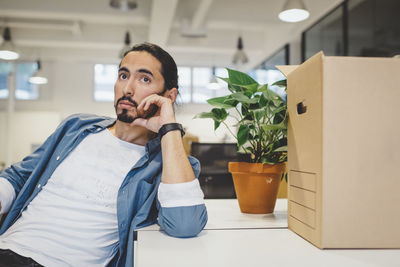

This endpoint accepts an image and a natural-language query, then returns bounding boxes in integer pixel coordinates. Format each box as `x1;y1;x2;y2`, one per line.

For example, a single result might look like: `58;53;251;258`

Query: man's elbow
159;204;208;238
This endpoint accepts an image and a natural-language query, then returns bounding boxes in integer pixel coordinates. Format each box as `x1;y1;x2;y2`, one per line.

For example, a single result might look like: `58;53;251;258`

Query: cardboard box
277;52;400;248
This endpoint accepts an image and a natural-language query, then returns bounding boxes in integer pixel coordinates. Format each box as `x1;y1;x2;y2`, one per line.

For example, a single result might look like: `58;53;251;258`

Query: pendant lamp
29;60;48;85
232;37;248;65
119;31;131;59
279;0;310;23
110;0;137;11
0;27;20;60
207;67;221;90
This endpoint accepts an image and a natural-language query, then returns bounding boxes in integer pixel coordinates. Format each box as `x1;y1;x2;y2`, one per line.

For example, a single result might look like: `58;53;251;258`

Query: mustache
115;96;138;108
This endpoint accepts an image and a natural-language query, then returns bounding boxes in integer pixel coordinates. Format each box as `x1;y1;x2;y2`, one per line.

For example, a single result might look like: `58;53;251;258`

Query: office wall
0;111;61;165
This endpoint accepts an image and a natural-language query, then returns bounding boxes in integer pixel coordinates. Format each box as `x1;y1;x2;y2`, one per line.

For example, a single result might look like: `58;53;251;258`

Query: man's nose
123;79;135;96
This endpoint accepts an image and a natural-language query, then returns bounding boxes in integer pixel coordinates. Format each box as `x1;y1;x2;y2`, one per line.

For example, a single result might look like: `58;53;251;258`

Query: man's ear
164;88;178;104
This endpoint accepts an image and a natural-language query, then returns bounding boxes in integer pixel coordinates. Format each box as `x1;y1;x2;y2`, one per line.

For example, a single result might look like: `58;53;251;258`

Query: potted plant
195;68;287;214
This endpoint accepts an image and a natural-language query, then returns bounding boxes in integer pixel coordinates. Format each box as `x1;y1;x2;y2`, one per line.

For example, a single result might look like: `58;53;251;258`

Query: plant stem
235;107;243;120
222;121;238;141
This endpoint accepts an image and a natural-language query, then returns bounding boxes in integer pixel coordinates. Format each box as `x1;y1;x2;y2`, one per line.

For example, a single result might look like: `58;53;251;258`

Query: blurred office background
0;0;399;196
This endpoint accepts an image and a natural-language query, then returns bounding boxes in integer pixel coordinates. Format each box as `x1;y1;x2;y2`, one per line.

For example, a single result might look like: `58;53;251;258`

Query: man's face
114;51;165;123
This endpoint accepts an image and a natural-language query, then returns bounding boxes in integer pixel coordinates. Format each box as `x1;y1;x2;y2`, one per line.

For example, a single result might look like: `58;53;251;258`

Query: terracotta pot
228;162;286;214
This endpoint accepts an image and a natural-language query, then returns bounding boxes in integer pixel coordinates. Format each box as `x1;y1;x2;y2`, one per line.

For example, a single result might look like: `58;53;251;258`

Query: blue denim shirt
0;113;208;267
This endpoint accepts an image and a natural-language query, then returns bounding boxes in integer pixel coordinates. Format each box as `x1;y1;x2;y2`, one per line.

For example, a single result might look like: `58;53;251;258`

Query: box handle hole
297;101;307;115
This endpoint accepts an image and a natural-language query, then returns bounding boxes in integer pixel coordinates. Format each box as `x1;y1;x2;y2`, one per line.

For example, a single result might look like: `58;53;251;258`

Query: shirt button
56;156;60;161
37;184;41;188
121;223;124;227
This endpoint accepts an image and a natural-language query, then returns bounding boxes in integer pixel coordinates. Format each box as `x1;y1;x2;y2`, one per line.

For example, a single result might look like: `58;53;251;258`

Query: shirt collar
92;116;161;155
145;135;161;155
92;116;116;129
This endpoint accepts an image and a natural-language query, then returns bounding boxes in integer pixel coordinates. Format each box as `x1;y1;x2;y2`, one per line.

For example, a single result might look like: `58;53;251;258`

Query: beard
114;95;159;123
117;109;136;123
115;96;138;123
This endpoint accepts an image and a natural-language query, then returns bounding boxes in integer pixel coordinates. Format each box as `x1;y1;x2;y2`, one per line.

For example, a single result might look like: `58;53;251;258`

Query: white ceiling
0;0;343;68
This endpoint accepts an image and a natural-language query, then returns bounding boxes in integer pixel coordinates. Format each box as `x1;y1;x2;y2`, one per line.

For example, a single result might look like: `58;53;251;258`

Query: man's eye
120;73;128;79
141;77;150;83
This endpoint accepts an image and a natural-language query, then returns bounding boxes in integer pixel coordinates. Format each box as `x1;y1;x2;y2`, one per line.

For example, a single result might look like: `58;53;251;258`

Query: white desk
134;199;400;267
138;199;288;231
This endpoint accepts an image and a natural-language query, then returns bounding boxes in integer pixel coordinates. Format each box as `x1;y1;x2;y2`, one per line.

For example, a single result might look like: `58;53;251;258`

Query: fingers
138;94;171;111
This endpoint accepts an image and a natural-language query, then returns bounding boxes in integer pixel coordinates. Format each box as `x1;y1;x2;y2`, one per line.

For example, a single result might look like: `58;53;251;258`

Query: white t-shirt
0;129;204;266
1;130;146;266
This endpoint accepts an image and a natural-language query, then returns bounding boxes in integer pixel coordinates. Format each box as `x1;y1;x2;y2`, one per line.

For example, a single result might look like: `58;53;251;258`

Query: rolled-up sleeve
157;156;208;238
158;179;204;207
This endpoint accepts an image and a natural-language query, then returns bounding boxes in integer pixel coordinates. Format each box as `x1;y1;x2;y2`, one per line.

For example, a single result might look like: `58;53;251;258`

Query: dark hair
122;42;178;92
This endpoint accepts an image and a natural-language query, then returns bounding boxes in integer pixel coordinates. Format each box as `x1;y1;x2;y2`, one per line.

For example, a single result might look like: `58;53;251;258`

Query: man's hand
131;92;195;184
130;93;176;133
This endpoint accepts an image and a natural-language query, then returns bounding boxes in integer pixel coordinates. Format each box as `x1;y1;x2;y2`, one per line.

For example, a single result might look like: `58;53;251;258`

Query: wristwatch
158;123;185;139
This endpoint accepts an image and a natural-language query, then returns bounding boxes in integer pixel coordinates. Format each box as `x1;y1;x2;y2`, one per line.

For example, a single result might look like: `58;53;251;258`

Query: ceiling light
232;37;248;65
0;27;20;60
110;0;137;11
279;0;310;23
119;31;131;59
208;67;221;90
29;60;48;85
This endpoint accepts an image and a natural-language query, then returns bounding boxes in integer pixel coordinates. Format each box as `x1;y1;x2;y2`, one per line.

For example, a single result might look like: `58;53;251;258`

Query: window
177;66;191;103
0;62;39;100
302;0;400;60
177;67;230;104
16;63;39;100
348;0;400;57
249;45;289;98
94;64;118;102
302;4;344;61
0;63;11;99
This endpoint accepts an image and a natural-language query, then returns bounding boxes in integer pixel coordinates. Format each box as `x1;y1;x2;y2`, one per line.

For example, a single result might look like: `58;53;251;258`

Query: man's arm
0;178;16;215
160;130;195;184
132;92;197;185
132;92;208;237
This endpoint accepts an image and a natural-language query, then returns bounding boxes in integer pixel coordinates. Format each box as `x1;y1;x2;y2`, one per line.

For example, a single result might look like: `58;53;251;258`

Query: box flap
276;65;298;77
277;51;325;77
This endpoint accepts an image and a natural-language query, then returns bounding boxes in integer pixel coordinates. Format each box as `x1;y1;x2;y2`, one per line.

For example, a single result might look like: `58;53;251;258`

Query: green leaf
231;92;259;104
273;146;287;152
217;76;230;84
260;157;276;164
237;124;250;147
211;108;228;121
207;96;237;108
259;93;268;106
214;120;221;130
236;83;258;94
193;111;215;119
254;109;264;121
227;68;258;85
262;123;286;131
272;79;287;87
273;109;287;124
257;84;268;92
262;88;285;103
193;108;228;131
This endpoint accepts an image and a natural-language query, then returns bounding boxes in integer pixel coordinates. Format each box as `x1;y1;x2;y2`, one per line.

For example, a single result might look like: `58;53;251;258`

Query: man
0;43;208;266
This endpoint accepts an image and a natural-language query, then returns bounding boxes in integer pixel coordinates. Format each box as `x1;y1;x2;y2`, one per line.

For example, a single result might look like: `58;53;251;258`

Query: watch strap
158;123;185;139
